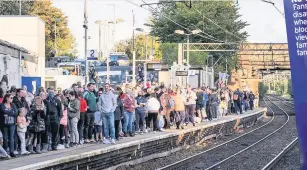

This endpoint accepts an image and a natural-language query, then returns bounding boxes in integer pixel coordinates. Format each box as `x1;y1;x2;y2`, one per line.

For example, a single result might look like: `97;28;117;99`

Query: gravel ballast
116;116;272;170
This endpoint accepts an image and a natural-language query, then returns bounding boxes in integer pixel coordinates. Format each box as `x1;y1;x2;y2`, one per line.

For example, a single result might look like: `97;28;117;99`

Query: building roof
0;39;29;53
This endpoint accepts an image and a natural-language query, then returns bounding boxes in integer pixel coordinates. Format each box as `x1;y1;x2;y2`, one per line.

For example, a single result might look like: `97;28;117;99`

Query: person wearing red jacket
78;91;87;145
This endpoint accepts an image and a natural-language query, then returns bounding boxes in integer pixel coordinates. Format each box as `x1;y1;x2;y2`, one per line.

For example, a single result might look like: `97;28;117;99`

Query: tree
159;43;208;66
113;34;162;61
0;1;33;15
147;1;248;72
258;82;268;99
288;79;293;97
0;0;77;58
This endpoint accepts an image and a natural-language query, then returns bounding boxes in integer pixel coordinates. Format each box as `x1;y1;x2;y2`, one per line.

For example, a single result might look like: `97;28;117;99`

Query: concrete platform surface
0;108;266;170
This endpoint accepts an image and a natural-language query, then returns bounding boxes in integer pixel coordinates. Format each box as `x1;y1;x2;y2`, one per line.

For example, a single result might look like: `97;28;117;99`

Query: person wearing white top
185;85;197;126
145;93;160;132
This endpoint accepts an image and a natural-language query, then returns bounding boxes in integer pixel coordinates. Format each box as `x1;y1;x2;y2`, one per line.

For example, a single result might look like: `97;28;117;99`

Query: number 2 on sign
90;50;94;57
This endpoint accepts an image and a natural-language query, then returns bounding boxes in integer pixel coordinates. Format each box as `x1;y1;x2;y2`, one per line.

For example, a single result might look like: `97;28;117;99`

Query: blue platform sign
284;0;307;168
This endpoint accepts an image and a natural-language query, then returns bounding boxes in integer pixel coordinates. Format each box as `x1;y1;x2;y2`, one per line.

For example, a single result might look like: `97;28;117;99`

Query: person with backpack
233;88;242;114
28;91;46;154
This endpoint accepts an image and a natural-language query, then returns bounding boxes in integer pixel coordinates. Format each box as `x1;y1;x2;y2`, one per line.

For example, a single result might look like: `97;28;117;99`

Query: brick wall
39;111;264;170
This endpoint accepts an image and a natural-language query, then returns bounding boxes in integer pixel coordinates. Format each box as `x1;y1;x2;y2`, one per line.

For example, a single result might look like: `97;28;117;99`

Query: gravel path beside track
272;143;301;170
115;117;272;170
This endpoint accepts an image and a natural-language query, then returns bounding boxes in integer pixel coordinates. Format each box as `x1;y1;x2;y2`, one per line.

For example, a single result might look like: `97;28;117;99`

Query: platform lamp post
95;20;107;61
96;19;123;82
175;29;202;85
174;29;202;65
135;27;153;87
54;18;60;55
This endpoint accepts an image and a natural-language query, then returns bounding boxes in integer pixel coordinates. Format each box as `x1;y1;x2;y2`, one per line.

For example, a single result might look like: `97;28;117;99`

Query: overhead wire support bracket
140;0;192;8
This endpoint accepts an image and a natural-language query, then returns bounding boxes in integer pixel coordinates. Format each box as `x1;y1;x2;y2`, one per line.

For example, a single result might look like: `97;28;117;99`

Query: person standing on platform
16;108;30;155
135;91;147;134
114;89;124;141
185;85;197;126
123;88;135;137
98;83;117;144
173;88;186;129
145;90;160;132
249;91;255;110
233;88;243;115
0;93;18;157
83;83;97;143
206;88;212;121
45;88;62;151
78;91;87;145
210;89;220;120
67;91;80;147
196;88;204;121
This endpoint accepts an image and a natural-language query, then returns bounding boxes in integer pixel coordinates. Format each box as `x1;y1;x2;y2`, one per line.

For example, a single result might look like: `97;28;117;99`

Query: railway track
157;96;297;170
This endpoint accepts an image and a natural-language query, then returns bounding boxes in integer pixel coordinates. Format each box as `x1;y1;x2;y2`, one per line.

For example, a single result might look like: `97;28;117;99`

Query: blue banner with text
284;0;307;168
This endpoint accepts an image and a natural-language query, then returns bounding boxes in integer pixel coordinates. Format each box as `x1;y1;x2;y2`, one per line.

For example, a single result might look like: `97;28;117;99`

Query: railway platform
0;108;266;170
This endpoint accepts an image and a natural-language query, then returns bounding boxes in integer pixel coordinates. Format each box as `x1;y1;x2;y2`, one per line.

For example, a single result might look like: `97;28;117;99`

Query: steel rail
203;96;290;170
156;97;276;170
261;137;298;170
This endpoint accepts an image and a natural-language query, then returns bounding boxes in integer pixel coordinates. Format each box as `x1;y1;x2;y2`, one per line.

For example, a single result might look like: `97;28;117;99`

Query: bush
258;82;268;99
288;79;293;97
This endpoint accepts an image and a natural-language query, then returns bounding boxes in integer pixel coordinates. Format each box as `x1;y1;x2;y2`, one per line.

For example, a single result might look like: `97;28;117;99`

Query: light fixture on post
174;29;202;65
174;29;202;87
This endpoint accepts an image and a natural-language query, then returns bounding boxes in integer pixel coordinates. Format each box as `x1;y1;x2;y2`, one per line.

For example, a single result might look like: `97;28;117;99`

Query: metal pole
112;4;116;49
226;56;228;73
84;0;88;85
98;24;101;61
19;0;21;15
106;24;110;83
55;21;57;55
132;10;136;86
187;34;190;86
144;35;148;87
187;34;190;65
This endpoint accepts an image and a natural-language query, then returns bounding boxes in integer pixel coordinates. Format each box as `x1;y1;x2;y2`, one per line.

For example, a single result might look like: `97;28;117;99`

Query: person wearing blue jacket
203;89;209;121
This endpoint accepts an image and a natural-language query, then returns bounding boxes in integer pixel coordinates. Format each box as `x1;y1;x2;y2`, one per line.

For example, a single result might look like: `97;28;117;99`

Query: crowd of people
0;82;258;159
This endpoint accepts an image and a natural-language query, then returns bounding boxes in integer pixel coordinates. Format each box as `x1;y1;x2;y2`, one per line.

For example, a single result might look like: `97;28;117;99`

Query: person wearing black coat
41;89;63;151
114;97;124;140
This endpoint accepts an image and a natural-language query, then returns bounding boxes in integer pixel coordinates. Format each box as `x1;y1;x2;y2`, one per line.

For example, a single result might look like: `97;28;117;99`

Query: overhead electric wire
161;0;223;43
263;0;285;17
193;7;243;42
125;0;224;43
141;0;226;42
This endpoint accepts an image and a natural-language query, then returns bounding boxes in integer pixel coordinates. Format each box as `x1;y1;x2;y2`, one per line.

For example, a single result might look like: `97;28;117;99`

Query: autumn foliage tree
0;0;77;58
113;34;162;61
